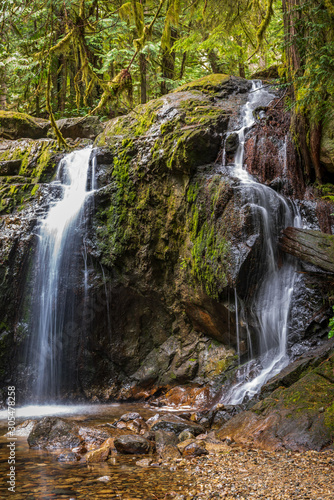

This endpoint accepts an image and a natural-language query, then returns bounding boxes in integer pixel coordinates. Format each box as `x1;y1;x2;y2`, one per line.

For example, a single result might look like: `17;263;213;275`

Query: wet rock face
27;417;81;450
217;341;334;451
243;97;305;199
224;132;239;155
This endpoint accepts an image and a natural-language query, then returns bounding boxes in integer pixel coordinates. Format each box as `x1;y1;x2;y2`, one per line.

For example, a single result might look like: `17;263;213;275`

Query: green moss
30;184;40;196
174;74;230;93
324;403;334;431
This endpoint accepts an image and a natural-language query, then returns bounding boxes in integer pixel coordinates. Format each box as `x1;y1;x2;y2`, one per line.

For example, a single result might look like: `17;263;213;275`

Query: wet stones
57;452;80;462
27;417;81;450
150;415;205;436
78;426;113;449
182;442;208;457
114;434;151;454
85;444;111;463
155;430;181;459
178;430;195;442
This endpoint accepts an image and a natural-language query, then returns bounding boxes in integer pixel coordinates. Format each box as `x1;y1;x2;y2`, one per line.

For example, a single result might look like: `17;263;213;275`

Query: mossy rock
0;111;49;140
218;345;334;451
0;138;62;214
174;74;230;92
250;65;280;80
174;74;251;96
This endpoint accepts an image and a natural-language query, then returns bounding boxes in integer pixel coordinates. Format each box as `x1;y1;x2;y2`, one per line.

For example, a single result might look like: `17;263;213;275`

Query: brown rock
114;434;151;454
155;430;181;459
136;458;152;467
85;445;111;463
27;417;81;450
182;442;208;457
151;415;205;436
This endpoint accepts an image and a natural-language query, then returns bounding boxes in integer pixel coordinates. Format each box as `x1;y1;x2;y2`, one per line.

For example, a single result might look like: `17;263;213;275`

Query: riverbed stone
57;452;80;462
155;429;181;459
27;417;81;450
85;444;111;463
78;426;113;449
114;434;151;454
178;430;195;442
182;441;208;457
151;415;205;436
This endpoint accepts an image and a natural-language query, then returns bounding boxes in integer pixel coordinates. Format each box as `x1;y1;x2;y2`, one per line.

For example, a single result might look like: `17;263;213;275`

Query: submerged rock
85;445;111;463
57;452;80;462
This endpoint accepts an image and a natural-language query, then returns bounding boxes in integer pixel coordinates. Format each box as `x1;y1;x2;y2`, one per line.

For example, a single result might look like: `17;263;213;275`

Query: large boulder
114;434;151;454
27;417;81;450
0;111;49;139
0;111;104;141
55;116;104;140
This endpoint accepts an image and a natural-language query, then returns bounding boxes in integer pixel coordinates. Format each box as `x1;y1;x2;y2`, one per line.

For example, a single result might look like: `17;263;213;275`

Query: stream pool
0;404;192;499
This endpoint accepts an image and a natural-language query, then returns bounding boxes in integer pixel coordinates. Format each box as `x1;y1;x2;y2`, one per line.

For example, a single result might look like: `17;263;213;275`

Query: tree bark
279;227;334;273
161;27;177;95
0;67;6;110
139;52;147;104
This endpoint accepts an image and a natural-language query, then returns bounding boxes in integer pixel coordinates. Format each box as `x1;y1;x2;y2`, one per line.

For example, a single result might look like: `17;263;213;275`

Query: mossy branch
248;0;274;61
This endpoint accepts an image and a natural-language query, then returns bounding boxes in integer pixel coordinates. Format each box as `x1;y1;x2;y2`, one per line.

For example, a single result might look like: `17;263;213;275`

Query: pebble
163;446;334;499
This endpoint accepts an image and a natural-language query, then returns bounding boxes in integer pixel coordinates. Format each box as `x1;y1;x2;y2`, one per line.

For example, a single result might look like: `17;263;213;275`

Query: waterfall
26;147;93;402
223;82;301;404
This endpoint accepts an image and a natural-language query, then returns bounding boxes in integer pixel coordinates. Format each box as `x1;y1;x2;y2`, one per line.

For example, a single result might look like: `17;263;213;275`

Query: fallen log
279;227;334;273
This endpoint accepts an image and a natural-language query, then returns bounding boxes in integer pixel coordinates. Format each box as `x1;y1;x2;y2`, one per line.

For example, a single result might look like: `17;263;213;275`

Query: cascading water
26;147;93;401
223;82;301;404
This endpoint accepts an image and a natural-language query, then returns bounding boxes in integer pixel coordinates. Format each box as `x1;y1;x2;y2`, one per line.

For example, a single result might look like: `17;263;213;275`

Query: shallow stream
0;404;191;499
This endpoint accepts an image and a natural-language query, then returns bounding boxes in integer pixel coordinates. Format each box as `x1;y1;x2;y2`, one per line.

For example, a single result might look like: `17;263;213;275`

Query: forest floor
163;446;334;499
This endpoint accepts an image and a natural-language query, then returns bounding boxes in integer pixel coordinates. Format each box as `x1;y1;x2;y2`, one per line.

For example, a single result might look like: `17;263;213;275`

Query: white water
224;82;301;404
27;147;92;401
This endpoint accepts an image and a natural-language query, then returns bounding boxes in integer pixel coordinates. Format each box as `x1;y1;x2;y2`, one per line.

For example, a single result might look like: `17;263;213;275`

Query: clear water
26;148;92;402
224;82;302;404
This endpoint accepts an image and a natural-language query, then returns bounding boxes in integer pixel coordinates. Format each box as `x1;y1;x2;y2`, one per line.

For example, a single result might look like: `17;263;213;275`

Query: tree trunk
161;27;177;95
236;36;245;78
279;227;334;273
207;49;224;74
0;67;6;110
139;52;147;104
282;0;325;183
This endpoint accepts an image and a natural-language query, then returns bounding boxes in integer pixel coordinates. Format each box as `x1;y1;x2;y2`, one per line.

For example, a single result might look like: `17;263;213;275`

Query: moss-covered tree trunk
139;52;147;104
282;0;333;183
161;27;177;95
